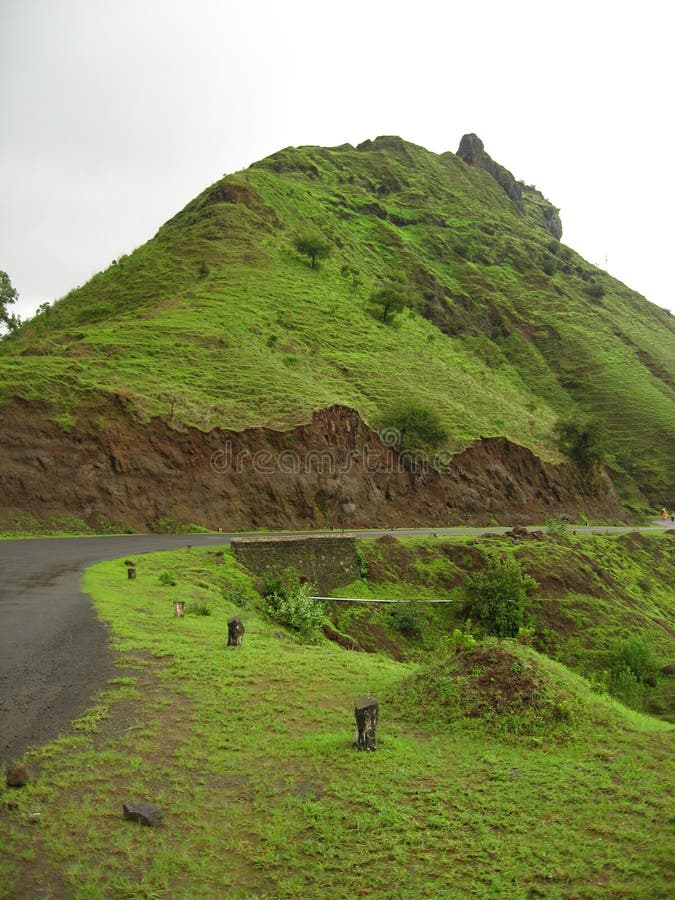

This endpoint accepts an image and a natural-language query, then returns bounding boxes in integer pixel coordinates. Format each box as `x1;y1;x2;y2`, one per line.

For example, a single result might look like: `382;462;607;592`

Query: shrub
586;282;605;299
391;603;428;640
609;635;659;684
381;402;449;453
293;232;331;269
367;273;412;325
189;601;212;616
158;571;177;587
464;553;538;638
266;583;324;637
149;517;180;534
263;568;324;637
355;548;369;578
225;590;249;608
555;418;609;470
608;666;644;709
541;258;556;276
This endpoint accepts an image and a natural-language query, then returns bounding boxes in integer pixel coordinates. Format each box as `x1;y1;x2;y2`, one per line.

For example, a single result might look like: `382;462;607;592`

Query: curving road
1;523;671;762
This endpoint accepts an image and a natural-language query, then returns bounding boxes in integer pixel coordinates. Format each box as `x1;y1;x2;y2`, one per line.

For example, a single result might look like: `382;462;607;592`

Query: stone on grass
6;764;28;788
354;695;378;751
123;802;163;826
127;567;136;580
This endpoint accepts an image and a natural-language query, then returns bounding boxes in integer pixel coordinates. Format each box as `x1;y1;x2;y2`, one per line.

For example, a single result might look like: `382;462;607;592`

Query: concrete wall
231;535;360;594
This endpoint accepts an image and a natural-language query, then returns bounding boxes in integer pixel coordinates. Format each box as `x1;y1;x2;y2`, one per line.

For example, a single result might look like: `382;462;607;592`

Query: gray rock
123;802;163;826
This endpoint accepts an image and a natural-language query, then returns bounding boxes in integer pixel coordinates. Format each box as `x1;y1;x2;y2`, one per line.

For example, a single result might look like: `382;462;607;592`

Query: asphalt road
1;523;671;763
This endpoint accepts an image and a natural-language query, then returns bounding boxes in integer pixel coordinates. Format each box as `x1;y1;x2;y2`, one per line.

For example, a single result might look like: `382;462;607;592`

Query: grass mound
391;638;650;742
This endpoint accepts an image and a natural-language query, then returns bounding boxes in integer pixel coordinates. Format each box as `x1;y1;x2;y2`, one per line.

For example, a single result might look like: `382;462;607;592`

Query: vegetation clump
380;401;449;453
262;567;324;637
367;272;415;325
463;551;538;637
605;635;661;710
555;417;609;470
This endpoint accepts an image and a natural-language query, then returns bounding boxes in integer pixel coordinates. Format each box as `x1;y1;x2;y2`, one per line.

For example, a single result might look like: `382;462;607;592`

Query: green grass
1;542;673;898
1;138;672;503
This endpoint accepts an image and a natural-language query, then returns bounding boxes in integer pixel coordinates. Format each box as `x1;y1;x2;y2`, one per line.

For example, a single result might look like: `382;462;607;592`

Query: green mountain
1;135;673;531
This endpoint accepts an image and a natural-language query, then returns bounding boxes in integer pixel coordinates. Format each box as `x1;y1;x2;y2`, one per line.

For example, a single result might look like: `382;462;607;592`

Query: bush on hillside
293;232;332;269
262;567;324;637
609;635;659;685
367;272;415;325
464;552;538;638
586;282;606;299
555;417;609;470
380;401;449;453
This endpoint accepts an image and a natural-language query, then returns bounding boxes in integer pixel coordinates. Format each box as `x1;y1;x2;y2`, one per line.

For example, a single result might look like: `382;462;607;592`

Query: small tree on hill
0;270;20;335
293;232;332;269
464;552;538;638
555;417;608;471
381;401;449;452
368;272;414;325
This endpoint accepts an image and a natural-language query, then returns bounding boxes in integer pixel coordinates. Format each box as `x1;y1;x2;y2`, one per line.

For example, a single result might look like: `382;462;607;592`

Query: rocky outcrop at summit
457;133;523;207
457;133;562;239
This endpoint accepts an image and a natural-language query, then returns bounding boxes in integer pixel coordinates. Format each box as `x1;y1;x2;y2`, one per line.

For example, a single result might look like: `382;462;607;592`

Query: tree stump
173;600;185;617
354;695;378;751
127;567;136;580
227;616;245;646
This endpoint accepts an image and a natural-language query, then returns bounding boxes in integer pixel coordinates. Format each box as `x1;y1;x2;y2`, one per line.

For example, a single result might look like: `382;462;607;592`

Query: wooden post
227;616;245;646
127;567;136;580
173;600;185;617
354;695;378;751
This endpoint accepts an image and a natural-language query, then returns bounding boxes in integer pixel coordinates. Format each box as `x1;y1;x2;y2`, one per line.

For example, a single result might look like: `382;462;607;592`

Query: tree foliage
367;272;414;325
464;553;538;638
381;401;449;452
555;417;608;470
293;232;332;269
0;270;20;334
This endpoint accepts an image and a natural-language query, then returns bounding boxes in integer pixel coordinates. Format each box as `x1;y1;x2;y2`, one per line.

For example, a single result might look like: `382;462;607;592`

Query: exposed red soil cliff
0;399;623;531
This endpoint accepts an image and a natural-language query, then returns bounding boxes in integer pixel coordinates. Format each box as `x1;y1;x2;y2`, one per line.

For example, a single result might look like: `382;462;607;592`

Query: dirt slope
0;399;623;531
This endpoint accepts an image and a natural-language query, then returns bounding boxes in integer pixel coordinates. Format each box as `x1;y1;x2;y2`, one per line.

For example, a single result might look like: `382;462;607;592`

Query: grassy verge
0;544;673;898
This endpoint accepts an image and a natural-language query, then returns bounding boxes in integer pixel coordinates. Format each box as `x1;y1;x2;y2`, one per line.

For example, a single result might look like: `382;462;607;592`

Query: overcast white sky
2;0;674;320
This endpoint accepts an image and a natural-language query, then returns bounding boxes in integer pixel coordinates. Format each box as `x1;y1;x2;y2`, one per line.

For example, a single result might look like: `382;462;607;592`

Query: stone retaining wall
231;535;359;594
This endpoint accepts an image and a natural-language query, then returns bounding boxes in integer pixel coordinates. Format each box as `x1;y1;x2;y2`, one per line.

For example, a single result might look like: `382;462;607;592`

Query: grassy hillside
0;542;672;897
1;136;673;502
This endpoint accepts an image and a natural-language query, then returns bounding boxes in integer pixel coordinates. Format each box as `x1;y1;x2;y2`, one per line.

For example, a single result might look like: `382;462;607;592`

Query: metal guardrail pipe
311;596;459;604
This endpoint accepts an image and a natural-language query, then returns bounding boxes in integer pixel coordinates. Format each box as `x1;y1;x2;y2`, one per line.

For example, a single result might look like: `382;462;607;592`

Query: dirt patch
467;646;539;715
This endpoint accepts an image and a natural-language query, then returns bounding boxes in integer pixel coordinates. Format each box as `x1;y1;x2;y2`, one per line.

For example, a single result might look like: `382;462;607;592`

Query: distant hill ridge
0;134;673;530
